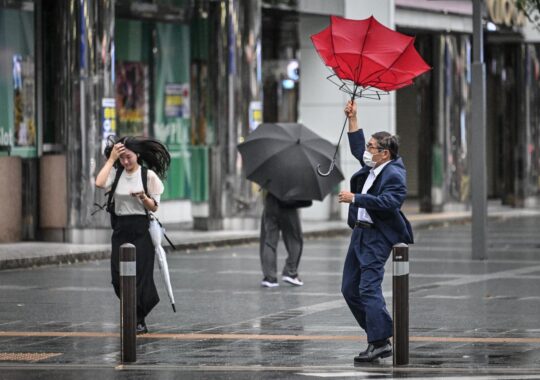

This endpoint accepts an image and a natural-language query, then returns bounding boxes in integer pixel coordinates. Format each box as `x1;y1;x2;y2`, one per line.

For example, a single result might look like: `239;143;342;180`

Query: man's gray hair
372;131;399;159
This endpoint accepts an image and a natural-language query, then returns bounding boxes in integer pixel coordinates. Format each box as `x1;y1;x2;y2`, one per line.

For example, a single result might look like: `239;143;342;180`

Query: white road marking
297;373;540;379
297;371;378;378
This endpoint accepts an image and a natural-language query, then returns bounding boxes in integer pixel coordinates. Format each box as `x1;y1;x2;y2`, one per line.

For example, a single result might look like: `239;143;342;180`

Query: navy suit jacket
347;130;414;245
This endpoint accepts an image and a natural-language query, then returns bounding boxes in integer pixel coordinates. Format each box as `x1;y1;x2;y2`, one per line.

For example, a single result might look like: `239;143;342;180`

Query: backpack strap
141;166;150;218
106;166;124;214
141;166;148;195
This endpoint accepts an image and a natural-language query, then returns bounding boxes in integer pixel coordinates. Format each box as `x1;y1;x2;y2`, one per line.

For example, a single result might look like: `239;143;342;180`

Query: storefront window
153;22;192;200
262;8;299;123
0;7;35;157
526;44;540;199
486;42;523;205
442;34;472;204
115;18;193;200
115;19;151;136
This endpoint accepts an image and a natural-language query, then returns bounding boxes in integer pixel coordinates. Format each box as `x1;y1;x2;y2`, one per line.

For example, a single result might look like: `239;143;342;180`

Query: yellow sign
486;0;526;27
102;98;116;139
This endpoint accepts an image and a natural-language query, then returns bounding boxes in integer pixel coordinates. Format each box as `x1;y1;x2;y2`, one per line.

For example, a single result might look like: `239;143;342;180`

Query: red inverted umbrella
311;15;430;175
311;15;430;98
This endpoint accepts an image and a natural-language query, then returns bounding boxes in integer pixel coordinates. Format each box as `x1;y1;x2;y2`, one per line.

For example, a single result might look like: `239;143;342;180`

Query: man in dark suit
338;100;413;363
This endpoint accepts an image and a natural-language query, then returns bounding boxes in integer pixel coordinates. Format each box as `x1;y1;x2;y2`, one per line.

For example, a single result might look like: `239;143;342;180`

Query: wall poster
115;61;148;136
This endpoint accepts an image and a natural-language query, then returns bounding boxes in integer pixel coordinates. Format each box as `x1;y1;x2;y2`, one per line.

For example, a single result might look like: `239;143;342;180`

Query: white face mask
363;150;376;167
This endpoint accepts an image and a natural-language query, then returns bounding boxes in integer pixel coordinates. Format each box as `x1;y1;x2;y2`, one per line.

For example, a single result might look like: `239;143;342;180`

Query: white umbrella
149;217;176;313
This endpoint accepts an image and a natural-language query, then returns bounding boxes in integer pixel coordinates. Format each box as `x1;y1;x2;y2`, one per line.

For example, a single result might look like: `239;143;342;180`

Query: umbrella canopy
149;218;176;313
309;15;430;176
237;123;344;201
311;15;430;98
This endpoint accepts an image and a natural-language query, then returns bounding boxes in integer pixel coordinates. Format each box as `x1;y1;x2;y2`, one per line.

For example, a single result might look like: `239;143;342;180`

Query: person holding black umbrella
338;100;413;363
259;191;312;288
236;122;344;288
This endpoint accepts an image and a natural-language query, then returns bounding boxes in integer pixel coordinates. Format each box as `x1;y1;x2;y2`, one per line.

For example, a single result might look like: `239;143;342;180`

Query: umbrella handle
317;159;335;177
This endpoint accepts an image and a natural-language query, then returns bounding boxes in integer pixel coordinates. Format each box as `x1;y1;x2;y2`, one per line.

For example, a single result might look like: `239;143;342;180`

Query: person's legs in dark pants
280;208;303;283
135;231;159;330
110;216;159;335
259;210;280;286
110;231;122;299
343;228;393;362
341;228;367;330
358;265;392;343
353;275;393;364
357;229;393;344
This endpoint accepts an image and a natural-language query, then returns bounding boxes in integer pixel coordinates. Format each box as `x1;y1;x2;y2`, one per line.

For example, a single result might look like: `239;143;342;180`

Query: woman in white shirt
96;136;170;334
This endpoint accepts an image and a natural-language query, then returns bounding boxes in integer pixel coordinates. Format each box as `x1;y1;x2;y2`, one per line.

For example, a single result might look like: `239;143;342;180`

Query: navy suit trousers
341;227;393;343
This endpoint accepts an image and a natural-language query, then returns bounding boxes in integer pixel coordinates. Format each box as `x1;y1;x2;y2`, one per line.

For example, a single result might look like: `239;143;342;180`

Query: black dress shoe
354;343;392;363
136;322;148;335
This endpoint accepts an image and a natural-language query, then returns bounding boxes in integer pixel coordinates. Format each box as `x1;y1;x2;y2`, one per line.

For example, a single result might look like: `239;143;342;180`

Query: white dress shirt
357;160;392;223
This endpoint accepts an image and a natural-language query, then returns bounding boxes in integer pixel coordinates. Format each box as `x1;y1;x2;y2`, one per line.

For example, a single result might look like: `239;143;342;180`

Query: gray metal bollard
120;243;136;363
392;243;409;366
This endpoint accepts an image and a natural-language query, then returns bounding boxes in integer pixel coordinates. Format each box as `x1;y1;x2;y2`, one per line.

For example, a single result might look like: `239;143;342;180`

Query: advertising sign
101;97;116;153
249;101;262;131
115;61;148;136
13;55;36;147
165;83;190;118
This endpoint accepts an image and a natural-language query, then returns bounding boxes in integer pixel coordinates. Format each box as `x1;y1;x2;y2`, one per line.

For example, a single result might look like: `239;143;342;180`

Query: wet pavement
1;216;540;379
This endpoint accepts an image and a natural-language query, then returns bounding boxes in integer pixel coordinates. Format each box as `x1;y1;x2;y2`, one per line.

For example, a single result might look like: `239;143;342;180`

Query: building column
43;0;115;242
514;43;528;207
200;0;262;230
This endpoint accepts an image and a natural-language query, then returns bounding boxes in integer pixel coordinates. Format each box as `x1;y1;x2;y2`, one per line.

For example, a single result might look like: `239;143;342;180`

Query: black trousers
111;215;159;323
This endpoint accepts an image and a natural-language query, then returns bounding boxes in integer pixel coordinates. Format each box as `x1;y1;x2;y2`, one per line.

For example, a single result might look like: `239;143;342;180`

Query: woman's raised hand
109;143;125;161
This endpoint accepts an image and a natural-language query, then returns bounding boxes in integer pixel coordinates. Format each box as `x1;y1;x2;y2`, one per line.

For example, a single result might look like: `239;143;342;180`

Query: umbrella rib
326;75;390;100
327;74;355;95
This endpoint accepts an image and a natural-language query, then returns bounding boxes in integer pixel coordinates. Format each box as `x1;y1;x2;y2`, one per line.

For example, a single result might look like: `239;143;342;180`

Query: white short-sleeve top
105;166;164;216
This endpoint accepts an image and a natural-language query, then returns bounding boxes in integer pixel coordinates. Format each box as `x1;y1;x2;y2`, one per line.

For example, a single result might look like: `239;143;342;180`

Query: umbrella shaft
318;91;358;177
332;91;358;162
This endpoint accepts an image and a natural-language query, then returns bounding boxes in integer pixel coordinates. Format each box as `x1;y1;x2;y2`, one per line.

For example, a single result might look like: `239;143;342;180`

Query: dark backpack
93;166;149;227
276;199;313;209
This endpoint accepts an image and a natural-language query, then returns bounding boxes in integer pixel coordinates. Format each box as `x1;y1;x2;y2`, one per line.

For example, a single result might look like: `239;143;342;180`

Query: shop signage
0;129;13;147
12;55;36;147
485;0;526;27
115;61;147;135
249;101;262;131
165;83;190;118
101;98;116;153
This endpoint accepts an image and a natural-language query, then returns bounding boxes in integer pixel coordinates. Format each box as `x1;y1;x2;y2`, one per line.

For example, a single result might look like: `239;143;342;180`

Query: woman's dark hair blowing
104;135;171;179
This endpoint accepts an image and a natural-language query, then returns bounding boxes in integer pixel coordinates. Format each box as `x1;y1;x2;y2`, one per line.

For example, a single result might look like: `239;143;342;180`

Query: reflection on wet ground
1;217;540;378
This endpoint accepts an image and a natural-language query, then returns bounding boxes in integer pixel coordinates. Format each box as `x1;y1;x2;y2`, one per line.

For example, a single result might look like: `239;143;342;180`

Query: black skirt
110;215;159;322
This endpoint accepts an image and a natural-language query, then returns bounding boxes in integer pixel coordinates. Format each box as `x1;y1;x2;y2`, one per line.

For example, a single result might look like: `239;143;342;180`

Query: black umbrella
237;123;344;201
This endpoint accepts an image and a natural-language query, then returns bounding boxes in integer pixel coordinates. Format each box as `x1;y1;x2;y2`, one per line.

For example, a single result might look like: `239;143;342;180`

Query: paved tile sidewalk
1;213;540;377
1;202;539;270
